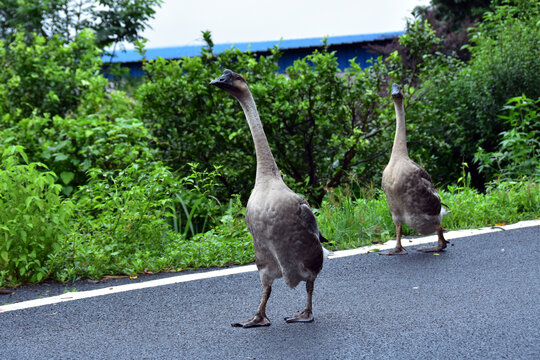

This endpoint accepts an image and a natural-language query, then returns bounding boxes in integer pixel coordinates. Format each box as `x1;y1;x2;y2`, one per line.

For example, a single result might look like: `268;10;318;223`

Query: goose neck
237;92;281;183
391;98;409;158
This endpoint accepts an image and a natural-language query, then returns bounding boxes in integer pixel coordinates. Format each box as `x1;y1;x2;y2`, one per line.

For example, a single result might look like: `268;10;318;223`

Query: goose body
382;156;447;235
381;84;449;255
210;69;325;327
247;178;323;289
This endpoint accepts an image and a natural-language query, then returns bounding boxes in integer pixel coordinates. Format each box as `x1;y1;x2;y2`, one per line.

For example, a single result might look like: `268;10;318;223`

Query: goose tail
440;202;451;223
318;231;331;259
318;231;329;243
322;247;330;259
441;202;451;217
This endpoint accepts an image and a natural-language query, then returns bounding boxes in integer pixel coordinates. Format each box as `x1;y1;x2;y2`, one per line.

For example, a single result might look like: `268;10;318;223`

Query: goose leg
380;224;408;255
419;224;449;252
232;284;272;328
285;280;315;323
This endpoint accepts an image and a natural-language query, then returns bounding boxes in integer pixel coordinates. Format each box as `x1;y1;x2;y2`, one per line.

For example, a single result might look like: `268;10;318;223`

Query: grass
45;197;254;284
1;180;538;288
317;180;539;250
315;186;396;250
441;180;539;229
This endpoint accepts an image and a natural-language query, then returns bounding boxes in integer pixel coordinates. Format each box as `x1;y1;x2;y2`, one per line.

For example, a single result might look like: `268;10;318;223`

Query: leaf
55;153;69;161
60;171;75;185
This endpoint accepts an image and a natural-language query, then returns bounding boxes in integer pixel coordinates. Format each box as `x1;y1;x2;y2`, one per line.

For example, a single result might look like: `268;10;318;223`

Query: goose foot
419;236;449;253
231;313;271;328
379;247;408;255
285;310;314;323
420;225;450;252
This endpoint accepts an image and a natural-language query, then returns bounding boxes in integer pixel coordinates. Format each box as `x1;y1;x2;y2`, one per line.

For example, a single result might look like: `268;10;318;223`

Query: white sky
129;0;431;49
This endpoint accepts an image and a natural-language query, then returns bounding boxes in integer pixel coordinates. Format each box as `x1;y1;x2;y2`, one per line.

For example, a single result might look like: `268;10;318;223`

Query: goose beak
210;69;234;88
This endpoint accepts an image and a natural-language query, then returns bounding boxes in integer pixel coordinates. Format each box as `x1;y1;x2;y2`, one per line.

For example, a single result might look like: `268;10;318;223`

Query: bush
0;114;156;195
0;30;103;122
136;39;281;202
137;34;403;205
411;0;540;186
474;95;540;181
257;49;401;205
48;162;183;280
47;163;251;282
0;146;73;285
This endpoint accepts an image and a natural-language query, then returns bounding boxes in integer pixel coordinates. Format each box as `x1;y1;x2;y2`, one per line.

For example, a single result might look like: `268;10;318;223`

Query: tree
0;0;162;48
408;0;492;61
408;0;540;187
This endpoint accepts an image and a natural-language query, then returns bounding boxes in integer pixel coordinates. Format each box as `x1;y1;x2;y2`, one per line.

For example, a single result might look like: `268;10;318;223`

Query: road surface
1;222;539;359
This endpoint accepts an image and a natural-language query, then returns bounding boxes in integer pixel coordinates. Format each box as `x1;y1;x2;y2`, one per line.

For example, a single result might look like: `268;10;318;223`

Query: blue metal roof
103;31;403;63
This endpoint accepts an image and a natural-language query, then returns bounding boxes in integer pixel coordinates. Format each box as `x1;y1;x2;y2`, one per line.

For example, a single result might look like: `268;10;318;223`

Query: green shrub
0;30;103;121
168;163;224;238
136;39;281;202
0;114;156;196
410;0;540;186
137;34;402;205
474;95;540;181
258;49;401;205
47;163;252;282
48;162;181;280
0;146;73;286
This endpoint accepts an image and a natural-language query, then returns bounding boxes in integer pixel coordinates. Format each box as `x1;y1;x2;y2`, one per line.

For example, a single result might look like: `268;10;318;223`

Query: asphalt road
1;225;539;359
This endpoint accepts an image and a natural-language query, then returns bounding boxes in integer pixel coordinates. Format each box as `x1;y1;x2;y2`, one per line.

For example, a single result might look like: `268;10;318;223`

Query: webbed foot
285;310;314;323
231;313;271;328
379;247;408;255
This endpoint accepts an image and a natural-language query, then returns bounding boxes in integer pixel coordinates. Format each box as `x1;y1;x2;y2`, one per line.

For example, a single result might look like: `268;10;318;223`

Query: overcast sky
130;0;431;49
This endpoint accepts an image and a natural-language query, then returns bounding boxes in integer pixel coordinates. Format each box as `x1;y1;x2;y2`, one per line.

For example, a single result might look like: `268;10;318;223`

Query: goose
381;83;449;255
210;69;327;328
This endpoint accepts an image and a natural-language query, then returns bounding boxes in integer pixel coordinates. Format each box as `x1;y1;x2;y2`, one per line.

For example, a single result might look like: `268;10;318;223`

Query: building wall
102;37;395;78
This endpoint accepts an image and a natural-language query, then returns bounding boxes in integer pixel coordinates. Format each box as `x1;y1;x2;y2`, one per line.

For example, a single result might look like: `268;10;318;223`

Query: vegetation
0;0;162;49
474;95;539;181
136;35;402;206
0;0;538;288
317;180;539;250
0;147;74;284
407;0;540;187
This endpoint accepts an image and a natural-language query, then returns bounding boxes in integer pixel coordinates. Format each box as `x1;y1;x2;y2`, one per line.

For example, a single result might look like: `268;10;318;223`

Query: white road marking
0;265;256;313
328;219;539;258
1;220;538;313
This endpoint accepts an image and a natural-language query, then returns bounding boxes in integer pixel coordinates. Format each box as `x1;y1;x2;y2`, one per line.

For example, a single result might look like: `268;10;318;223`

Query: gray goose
381;83;449;255
210;69;327;328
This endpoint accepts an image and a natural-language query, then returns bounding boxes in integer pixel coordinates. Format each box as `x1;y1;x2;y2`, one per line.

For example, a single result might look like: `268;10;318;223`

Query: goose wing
297;196;328;243
407;160;441;216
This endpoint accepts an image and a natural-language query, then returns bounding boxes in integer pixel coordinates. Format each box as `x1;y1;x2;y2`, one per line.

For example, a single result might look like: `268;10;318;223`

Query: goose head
391;83;403;100
210;69;249;99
